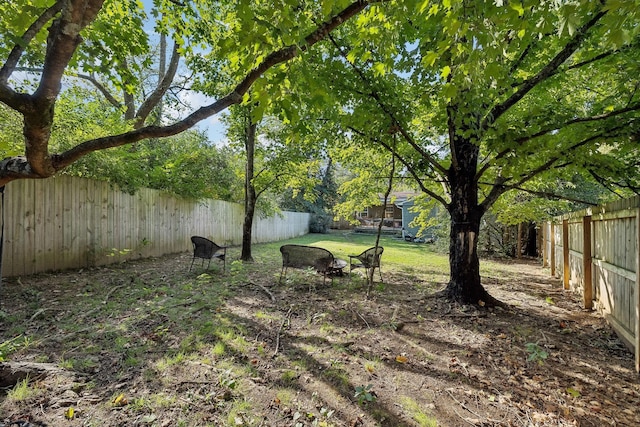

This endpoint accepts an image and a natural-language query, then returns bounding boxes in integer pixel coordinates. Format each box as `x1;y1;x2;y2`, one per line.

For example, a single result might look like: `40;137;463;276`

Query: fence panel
592;212;637;344
553;221;564;278
568;219;584;293
1;176;309;277
545;195;639;372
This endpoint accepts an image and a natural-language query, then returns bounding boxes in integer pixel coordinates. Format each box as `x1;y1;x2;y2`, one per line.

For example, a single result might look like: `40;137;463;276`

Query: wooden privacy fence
0;175;310;277
542;196;640;372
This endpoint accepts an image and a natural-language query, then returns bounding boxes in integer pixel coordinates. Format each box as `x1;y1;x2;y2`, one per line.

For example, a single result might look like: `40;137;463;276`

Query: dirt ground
0;251;639;427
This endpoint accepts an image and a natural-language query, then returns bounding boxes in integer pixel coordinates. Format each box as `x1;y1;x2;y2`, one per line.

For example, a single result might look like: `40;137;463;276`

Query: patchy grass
1;233;639;426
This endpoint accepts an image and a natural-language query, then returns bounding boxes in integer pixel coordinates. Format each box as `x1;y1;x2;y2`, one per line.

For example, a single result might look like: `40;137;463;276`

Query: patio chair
279;244;335;285
348;246;384;282
190;236;226;272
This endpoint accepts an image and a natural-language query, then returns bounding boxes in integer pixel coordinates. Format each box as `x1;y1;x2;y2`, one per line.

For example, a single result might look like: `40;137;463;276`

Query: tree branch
533;40;640;86
0;1;64;85
515;101;640;145
134;41;182;128
327;34;449;177
478;124;627;213
476;100;640;183
25;0;105;177
348;125;450;208
73;72;122;109
13;67;123;109
0;0;381;185
480;182;600;206
482;8;607;132
36;0;105;101
589;169;640;196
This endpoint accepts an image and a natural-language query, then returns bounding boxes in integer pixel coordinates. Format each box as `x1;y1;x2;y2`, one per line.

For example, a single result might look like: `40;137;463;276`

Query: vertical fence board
550;222;556;277
0;186;5;277
563;220;569;289
582;216;593;309
543;222;548;267
33;180;44;272
25;180;37;274
8;181;21;275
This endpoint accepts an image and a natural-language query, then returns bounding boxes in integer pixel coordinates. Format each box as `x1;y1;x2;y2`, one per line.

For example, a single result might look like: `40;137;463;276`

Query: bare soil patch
0;250;638;427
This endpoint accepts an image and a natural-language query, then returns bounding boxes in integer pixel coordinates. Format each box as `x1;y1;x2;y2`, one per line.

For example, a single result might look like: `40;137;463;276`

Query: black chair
190;236;226;272
279;244;335;285
348;246;384;282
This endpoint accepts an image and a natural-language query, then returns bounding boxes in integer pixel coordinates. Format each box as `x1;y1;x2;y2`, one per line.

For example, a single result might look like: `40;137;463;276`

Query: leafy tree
291;1;640;305
281;156;340;234
1;85;238;199
223;105;323;261
66;131;239;200
0;0;378;186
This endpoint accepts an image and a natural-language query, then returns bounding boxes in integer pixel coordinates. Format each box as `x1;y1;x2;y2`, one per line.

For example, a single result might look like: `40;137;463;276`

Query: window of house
385;205;395;218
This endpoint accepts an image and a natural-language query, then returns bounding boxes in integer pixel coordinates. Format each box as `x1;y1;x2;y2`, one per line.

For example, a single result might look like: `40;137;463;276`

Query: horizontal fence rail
1;176;309;277
543;196;640;373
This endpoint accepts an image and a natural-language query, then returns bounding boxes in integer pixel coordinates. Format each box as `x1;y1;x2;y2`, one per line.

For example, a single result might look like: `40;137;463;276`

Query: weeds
280;369;298;384
3;235;614;427
400;396;438;427
525;342;549;365
0;335;30;361
7;377;36;401
364;360;376;374
354;384;377;405
218;369;238;390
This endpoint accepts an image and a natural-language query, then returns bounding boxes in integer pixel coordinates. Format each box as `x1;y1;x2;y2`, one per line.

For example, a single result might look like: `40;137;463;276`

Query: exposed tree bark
241;120;257;262
122;57;136;121
442;107;499;306
134;39;181;128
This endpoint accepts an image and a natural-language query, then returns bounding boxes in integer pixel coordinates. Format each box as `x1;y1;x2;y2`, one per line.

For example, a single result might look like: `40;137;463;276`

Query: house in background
354;192;420;234
397;198;439;241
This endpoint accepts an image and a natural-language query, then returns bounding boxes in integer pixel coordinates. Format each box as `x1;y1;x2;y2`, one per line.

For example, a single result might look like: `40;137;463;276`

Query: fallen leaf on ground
566;387;581;398
112;393;128;407
395;355;408;363
64;407;74;419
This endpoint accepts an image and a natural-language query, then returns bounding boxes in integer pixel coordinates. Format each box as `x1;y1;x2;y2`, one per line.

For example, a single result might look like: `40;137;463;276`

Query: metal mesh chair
348;246;384;282
279;244;335;284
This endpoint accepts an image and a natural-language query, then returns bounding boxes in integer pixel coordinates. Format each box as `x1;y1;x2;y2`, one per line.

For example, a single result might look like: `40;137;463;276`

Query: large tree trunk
525;222;538;257
444;203;492;305
241;121;257;262
442;114;499;306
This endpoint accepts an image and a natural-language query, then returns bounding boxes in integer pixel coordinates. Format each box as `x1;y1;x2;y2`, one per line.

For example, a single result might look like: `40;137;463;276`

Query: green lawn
248;232;451;285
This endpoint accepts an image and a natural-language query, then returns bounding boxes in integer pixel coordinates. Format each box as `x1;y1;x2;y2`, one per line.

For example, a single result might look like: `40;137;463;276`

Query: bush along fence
0;175;310;277
542;196;640;373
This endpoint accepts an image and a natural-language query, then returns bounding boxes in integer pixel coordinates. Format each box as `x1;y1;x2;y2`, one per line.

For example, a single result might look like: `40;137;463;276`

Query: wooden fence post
517;223;522;259
537;223;543;262
542;222;548;267
582;216;593;309
550;222;556;277
563;219;570;290
636;209;640;373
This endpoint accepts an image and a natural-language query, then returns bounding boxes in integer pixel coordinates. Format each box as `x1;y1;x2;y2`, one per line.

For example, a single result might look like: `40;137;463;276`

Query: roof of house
376;192;419;205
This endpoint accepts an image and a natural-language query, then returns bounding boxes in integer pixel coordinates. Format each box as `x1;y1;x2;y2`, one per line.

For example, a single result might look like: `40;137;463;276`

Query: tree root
249;282;276;302
439;286;509;309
